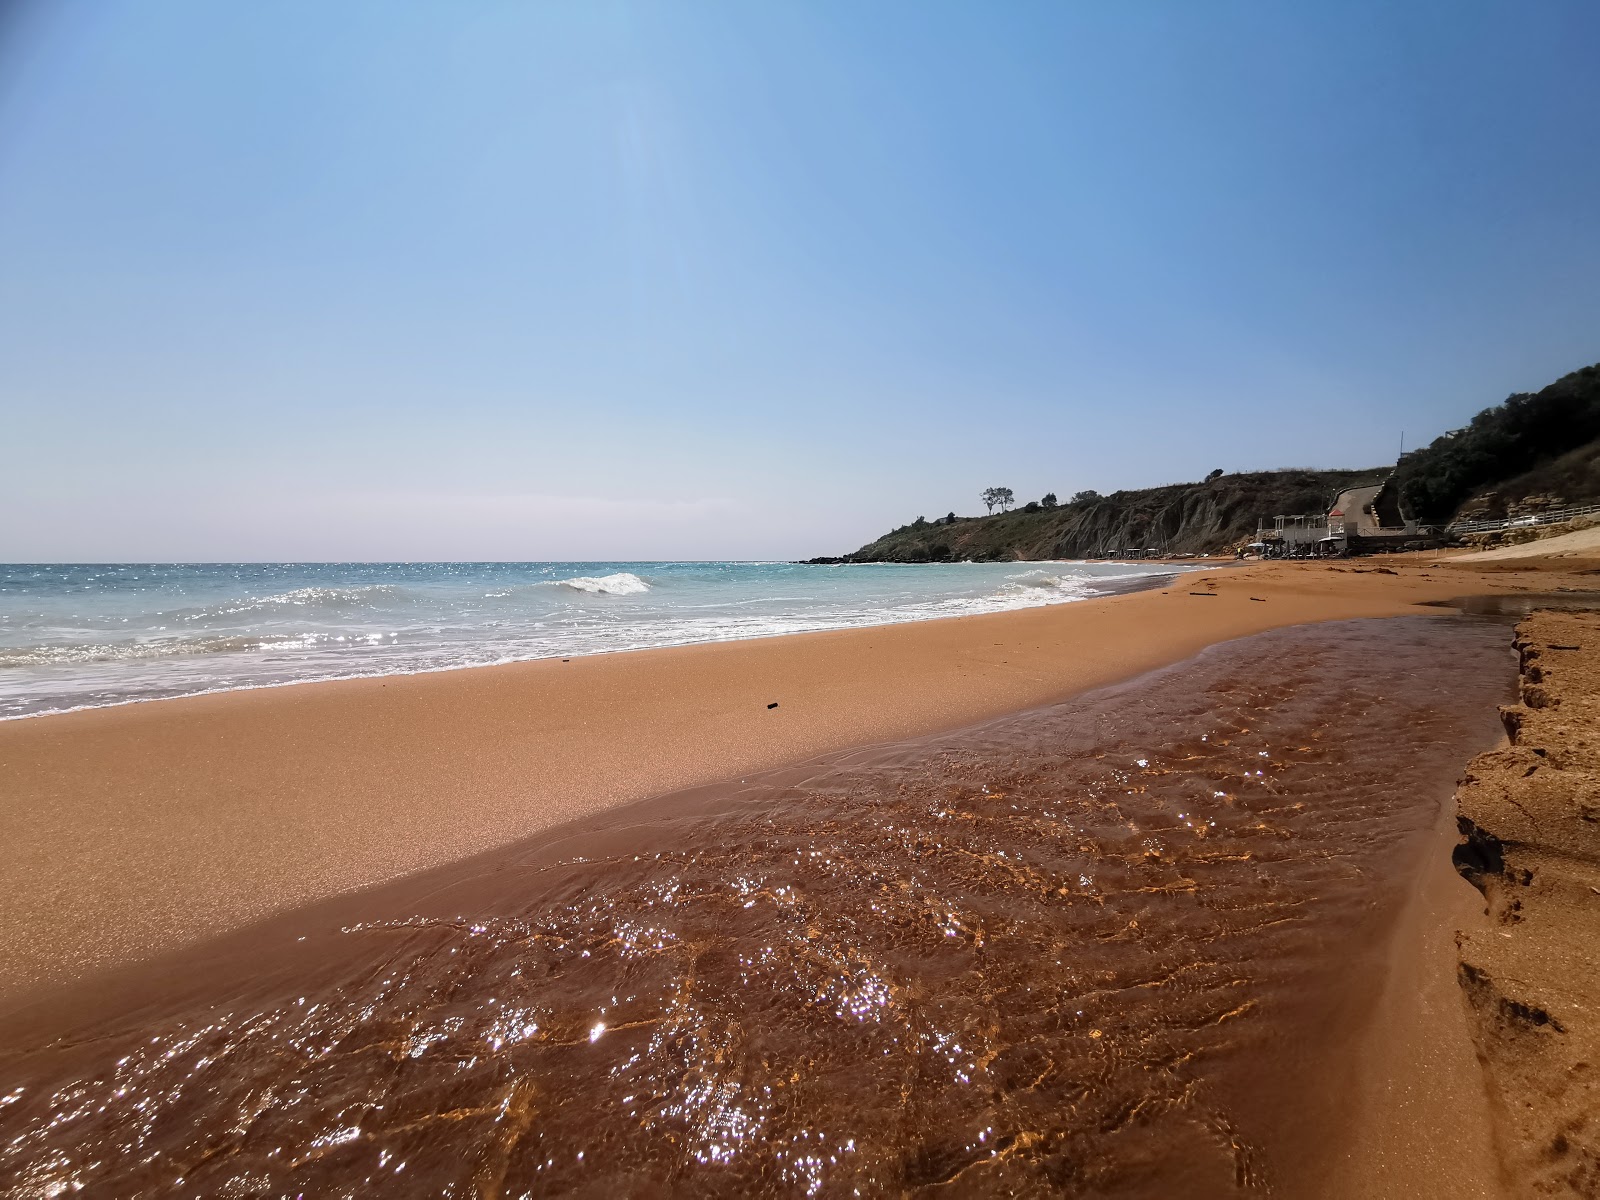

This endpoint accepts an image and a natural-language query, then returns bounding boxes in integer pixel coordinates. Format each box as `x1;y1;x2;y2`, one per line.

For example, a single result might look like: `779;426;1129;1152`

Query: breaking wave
556;573;651;596
1007;572;1082;590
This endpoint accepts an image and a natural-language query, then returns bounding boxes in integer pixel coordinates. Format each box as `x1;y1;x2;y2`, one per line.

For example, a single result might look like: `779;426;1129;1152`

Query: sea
0;560;1196;719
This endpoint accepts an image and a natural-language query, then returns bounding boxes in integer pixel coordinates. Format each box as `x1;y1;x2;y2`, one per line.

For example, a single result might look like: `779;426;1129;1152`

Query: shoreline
0;557;1589;1009
0;562;1194;725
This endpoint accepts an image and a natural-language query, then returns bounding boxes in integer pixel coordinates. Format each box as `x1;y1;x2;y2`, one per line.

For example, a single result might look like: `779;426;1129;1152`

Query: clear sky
3;1;1598;562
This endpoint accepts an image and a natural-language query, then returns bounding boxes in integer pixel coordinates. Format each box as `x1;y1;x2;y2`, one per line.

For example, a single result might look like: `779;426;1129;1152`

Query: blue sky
3;0;1598;561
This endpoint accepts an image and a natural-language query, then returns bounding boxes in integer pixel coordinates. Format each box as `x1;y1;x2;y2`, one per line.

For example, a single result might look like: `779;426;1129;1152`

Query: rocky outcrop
1454;610;1600;1196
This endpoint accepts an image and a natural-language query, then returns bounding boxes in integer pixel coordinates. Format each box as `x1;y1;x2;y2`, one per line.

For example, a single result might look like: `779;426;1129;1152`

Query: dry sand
1439;523;1600;567
0;557;1590;1010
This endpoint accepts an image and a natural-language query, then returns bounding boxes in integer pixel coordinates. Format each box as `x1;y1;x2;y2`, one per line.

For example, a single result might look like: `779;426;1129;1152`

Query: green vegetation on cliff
829;468;1389;563
1391;362;1600;522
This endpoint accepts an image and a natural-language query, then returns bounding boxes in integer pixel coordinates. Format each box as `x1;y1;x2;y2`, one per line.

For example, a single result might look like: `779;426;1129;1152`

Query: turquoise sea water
0;561;1194;719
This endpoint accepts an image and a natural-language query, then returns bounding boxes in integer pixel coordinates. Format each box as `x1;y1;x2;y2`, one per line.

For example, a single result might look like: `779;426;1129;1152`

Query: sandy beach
0;557;1588;1010
8;3;1600;1190
3;555;1598;1196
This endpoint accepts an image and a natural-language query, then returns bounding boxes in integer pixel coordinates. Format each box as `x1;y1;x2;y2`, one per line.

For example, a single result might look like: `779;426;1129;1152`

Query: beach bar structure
1255;514;1332;554
1255;480;1438;557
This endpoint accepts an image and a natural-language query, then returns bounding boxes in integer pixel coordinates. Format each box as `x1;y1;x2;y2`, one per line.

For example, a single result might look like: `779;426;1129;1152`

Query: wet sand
1324;763;1503;1199
0;616;1516;1196
0;558;1580;1009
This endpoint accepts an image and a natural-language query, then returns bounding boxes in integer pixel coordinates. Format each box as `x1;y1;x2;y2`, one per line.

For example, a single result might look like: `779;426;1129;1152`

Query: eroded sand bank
1454;609;1600;1195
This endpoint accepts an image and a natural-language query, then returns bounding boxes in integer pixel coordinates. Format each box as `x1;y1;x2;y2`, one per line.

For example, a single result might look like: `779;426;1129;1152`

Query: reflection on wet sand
0;617;1511;1197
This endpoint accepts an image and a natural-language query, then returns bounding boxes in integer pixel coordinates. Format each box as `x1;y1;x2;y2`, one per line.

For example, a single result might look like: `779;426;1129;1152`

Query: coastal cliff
1454;609;1600;1195
821;361;1600;565
823;468;1389;562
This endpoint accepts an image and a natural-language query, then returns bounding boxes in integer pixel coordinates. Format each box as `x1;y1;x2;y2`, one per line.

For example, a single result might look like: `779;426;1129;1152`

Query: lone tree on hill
1041;492;1058;508
1205;468;1225;483
981;486;1015;514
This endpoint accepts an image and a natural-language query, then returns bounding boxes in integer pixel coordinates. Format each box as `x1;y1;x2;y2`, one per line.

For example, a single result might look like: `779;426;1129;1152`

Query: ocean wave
0;631;397;668
994;573;1097;599
557;573;651;596
187;585;405;620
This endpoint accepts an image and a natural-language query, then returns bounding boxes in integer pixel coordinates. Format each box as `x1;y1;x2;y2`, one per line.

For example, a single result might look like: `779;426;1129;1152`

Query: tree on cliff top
981;486;1015;514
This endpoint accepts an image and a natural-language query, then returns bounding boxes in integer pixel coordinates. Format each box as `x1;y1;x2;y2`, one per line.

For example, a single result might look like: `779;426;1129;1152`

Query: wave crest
1003;571;1091;594
557;573;651;596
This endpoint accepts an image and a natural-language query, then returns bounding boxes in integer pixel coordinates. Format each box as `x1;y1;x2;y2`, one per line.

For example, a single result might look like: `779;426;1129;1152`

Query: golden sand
0;556;1589;1007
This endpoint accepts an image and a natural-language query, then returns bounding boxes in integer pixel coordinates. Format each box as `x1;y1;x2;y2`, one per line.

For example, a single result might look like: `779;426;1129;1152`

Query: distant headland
812;361;1600;563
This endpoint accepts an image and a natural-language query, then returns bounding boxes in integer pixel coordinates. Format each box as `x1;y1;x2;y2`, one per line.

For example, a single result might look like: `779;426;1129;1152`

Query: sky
3;1;1599;562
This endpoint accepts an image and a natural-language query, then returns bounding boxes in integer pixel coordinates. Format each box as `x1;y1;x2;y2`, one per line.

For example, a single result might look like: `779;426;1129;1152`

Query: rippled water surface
0;617;1511;1197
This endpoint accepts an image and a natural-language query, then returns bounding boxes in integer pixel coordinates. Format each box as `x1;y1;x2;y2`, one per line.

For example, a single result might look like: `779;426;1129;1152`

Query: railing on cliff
1446;501;1600;536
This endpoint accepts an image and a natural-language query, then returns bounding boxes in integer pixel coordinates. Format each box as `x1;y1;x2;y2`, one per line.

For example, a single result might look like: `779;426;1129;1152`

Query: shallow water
0;560;1190;718
0;617;1511;1197
1422;590;1600;618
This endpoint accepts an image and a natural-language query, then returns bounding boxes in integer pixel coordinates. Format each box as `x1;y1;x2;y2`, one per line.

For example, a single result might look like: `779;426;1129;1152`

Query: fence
1447;501;1600;536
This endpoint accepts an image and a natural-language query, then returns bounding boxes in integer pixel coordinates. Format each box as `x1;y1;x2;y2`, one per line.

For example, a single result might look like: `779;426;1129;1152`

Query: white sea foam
557;573;652;596
1006;573;1079;590
0;631;399;668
